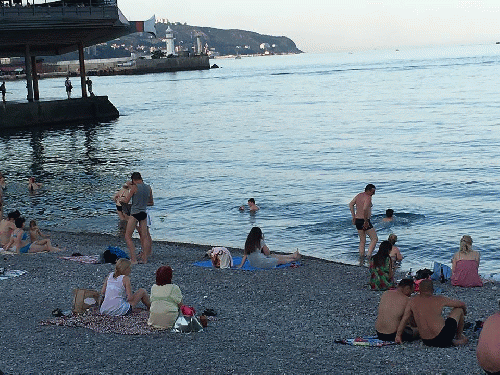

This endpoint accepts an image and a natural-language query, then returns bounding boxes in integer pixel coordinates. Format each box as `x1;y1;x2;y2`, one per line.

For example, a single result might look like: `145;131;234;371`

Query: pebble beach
0;230;498;375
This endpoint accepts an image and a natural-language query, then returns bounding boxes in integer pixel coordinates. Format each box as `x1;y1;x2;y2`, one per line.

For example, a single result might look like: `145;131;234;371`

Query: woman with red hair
148;266;183;329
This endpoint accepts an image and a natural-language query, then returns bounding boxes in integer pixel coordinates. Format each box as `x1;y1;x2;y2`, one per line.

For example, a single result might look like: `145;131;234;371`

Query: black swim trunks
484;370;500;375
355;218;373;230
422;317;457;348
376;328;416;342
116;205;123;212
132;212;147;221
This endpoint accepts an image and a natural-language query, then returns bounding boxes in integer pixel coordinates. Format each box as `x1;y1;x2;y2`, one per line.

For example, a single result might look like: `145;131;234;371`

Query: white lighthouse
165;26;176;56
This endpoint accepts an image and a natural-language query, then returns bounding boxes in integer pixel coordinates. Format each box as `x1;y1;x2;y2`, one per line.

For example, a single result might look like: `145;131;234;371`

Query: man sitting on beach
477;300;500;375
395;279;468;347
375;278;418;342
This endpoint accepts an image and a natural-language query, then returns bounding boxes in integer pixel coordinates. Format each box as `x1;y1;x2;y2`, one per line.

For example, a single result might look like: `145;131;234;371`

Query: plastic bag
172;315;204;333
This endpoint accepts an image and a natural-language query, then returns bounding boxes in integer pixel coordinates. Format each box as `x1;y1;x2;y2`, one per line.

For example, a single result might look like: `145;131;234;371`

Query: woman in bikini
4;217;63;253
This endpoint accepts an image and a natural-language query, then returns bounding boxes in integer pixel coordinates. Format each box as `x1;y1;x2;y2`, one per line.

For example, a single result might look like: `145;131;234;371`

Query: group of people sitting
369;234;483;291
100;259;182;330
375;277;500;374
0;210;63;253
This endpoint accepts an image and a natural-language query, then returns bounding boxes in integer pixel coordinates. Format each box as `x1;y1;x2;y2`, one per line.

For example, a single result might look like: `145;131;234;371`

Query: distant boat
235;55;241;59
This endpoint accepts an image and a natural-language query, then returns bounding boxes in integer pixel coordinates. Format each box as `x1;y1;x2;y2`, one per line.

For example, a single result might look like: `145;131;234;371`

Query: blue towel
334;336;396;347
193;256;300;270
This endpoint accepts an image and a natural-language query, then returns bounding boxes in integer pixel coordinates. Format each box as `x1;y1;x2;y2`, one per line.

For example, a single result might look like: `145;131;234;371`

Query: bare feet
452;335;468;346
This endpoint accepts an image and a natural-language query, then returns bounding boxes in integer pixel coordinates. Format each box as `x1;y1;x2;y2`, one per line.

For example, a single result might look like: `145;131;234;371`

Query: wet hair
113;258;131;278
459;235;473;254
365;184;376;192
419;279;434;293
8;210;21;220
388;234;397;245
130;172;142;181
248;198;255;204
372;240;392;268
14;217;26;229
398;278;415;288
244;227;263;255
156;266;173;286
385;209;394;218
29;220;37;228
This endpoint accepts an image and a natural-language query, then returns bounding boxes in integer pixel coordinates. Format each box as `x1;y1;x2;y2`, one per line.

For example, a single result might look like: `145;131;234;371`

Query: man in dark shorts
395;279;467;347
121;172;154;264
349;184;378;258
375;279;418;342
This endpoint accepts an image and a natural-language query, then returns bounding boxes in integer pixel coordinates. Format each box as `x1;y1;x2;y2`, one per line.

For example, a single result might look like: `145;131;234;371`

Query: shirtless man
382;209;394;222
477;301;500;375
395;279;468;347
349;184;378;257
239;198;259;212
121;172;154;264
375;278;418;342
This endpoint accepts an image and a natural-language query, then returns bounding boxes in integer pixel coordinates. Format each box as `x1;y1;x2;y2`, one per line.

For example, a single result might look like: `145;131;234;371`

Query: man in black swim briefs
120;172;154;264
349;184;378;258
395;279;468;347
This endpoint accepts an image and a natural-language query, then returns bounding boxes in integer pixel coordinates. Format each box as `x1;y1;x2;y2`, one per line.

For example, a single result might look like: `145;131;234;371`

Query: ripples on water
1;44;500;273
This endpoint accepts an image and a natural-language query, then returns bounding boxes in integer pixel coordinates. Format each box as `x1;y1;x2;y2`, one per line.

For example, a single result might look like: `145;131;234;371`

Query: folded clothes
193;256;300;270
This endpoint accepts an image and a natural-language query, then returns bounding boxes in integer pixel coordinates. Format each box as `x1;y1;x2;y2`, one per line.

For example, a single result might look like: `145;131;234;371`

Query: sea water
1;43;500;274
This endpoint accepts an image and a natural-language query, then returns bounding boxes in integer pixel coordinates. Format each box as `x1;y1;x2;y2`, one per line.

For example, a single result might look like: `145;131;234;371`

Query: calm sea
2;44;500;274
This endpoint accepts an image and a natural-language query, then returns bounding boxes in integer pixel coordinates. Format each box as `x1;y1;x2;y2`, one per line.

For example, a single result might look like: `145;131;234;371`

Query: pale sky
117;0;500;53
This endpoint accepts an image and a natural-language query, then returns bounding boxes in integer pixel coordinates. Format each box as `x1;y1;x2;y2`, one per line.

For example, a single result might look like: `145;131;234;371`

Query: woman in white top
100;259;151;316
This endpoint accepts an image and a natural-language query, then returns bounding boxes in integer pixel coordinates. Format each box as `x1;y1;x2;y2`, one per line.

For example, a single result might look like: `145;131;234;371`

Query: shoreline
0;230;498;374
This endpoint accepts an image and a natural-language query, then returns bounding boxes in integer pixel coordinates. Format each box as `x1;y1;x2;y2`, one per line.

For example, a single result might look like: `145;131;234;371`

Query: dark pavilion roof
0;1;154;57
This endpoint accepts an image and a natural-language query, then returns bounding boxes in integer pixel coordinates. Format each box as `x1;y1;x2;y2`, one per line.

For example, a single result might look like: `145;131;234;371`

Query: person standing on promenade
477;300;500;375
86;77;94;96
375;278;418;342
395;279;468;347
65;76;72;99
1;81;6;103
349;184;378;258
121;172;154;264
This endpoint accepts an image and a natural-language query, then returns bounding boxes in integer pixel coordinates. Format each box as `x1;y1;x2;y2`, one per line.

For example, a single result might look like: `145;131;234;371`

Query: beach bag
431;262;452;282
208;247;233;269
172;314;204;333
72;289;100;314
101;246;129;264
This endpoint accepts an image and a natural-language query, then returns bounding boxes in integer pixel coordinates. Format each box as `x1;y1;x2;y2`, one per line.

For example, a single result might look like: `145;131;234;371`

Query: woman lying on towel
4;217;63;253
148;266;183;329
451;235;483;287
238;227;301;269
100;259;151;316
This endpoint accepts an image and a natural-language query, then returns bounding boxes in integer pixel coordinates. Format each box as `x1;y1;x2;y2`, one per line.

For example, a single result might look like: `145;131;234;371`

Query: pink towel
451;260;483;287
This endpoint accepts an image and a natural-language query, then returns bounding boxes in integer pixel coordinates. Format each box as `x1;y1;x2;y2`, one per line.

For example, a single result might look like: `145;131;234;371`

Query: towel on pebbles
334;336;396;347
40;309;162;335
58;255;101;264
0;270;27;281
193;256;300;270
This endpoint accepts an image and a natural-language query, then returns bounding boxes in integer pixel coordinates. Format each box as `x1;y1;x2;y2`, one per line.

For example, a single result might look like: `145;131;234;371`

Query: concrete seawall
0;96;119;129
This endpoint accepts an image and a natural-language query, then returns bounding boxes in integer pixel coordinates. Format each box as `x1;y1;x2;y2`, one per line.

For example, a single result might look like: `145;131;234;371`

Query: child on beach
113;183;131;221
100;258;151;316
28;220;64;252
388;234;403;263
148;266;183;329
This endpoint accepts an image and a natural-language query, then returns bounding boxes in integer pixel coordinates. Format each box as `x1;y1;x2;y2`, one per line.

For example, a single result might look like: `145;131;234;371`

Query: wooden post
31;55;39;101
25;44;34;102
78;42;87;98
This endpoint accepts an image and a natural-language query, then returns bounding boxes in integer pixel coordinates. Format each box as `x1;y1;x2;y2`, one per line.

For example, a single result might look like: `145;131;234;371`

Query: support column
25;44;34;102
31;56;39;101
78;42;87;98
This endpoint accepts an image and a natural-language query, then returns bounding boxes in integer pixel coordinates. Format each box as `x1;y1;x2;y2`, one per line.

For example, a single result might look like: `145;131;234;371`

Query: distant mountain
154;22;303;56
41;22;302;62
